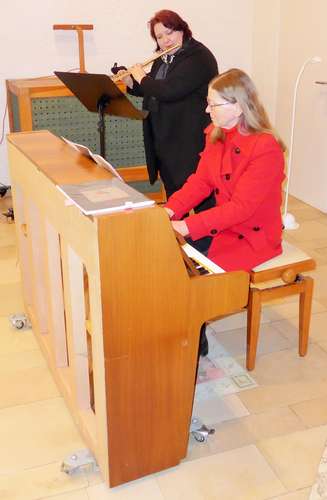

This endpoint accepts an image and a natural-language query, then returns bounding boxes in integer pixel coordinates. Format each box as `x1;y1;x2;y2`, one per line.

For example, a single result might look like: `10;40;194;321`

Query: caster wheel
15;320;25;330
193;433;205;443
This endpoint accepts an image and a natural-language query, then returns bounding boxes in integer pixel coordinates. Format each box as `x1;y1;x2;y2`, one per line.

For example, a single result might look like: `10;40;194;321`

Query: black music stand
54;71;146;158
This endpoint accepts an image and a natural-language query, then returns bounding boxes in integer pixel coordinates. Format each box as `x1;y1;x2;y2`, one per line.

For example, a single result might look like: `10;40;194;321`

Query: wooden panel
98;206;249;486
44;221;68;367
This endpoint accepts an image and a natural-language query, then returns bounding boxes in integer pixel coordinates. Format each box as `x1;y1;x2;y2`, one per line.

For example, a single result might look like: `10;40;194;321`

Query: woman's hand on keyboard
171;220;189;237
164;207;174;218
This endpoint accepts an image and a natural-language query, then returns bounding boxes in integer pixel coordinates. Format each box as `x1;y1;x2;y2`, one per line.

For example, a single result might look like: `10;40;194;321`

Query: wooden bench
246;241;316;370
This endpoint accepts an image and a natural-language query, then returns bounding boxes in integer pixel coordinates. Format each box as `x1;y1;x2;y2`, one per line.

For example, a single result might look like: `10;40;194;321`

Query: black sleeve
138;48;218;102
127;79;144;98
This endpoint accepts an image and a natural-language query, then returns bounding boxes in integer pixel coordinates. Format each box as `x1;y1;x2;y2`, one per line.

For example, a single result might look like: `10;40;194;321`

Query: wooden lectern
7;130;249;487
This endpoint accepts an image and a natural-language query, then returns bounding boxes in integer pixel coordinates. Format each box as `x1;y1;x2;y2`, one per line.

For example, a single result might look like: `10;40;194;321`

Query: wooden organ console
7;130;250;487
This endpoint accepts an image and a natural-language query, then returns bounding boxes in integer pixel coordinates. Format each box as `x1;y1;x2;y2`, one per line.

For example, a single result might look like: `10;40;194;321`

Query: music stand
54;71;146;158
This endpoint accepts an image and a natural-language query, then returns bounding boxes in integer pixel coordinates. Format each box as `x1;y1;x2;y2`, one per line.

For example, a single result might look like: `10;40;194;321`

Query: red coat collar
204;124;262;175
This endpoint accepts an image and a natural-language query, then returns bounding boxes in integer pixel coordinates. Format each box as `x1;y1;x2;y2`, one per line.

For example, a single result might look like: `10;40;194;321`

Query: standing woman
117;10;218;200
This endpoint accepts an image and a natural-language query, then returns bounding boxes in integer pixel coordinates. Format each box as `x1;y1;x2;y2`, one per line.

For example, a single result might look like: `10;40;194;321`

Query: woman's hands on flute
115;70;134;89
129;64;147;84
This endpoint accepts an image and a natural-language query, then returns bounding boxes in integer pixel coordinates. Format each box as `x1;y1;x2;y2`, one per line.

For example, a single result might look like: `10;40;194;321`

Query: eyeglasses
207;101;234;109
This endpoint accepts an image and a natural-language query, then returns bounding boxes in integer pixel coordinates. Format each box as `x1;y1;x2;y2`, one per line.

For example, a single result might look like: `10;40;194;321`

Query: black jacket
129;38;218;191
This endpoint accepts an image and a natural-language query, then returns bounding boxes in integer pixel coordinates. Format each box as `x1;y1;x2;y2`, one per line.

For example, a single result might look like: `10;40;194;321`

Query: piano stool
246;241;316;370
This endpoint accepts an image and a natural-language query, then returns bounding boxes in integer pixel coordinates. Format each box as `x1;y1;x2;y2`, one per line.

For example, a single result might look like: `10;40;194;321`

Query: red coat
166;124;285;271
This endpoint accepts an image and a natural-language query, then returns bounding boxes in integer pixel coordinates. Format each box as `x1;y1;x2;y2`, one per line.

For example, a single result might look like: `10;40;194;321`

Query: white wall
0;0;254;184
275;0;327;212
251;0;280;124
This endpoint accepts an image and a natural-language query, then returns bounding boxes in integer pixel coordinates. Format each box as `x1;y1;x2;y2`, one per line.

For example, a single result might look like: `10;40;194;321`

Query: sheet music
61;136;123;180
57;177;155;216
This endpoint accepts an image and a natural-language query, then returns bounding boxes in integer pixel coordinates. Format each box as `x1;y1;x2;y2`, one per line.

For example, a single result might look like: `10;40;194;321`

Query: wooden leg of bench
247;288;262;371
299;276;314;356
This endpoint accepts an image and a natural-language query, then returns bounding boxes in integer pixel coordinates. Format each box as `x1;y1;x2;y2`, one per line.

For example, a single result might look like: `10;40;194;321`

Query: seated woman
164;68;286;355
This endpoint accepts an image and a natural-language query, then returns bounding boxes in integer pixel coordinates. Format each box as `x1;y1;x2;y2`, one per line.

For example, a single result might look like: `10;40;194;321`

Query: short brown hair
148;10;192;50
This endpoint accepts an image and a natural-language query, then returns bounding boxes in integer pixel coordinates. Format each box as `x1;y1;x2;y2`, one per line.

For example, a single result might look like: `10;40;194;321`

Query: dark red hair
148;10;192;49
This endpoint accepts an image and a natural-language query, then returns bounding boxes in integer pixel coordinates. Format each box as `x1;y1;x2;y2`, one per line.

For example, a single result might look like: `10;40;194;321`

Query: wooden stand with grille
6;75;165;202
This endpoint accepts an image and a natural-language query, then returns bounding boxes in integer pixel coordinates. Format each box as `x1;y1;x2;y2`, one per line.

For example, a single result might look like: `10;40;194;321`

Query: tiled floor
1;193;327;499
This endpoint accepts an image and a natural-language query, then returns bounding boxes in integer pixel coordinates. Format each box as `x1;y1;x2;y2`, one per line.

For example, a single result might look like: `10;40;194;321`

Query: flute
111;43;181;82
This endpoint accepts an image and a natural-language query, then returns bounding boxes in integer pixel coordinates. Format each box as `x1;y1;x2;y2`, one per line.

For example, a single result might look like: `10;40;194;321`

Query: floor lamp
283;55;322;230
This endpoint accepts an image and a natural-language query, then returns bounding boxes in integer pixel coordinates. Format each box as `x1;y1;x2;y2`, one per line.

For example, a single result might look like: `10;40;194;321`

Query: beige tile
270;488;311;499
288;221;327;243
156;444;286;499
0;248;21;284
0;222;16;247
291;396;327;428
0;244;17;259
0;398;85;474
187;406;306;461
209;311;270;334
186;415;255;462
87;478;164;499
0;315;38;354
242;407;306;441
262;299;326;323
0;281;25;316
41;491;89;500
290;205;325;223
310;265;327;300
287;195;309;210
272;311;327;346
0;350;59;408
212;323;292;359
318;340;327;354
248;344;327;386
258;425;327;490
0;462;88;500
193;393;249;426
238;345;327;412
317;216;327;227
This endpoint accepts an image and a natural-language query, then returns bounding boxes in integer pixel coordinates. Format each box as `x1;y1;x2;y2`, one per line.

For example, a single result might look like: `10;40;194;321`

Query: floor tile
0;462;88;500
192;393;249;426
209;311;269;334
0;246;20;284
187;406;306;461
0;349;59;408
238;345;327;412
289;221;327;243
0;398;85;474
0;281;25;316
272;311;327;346
42;491;89;500
87;478;164;499
258;425;327;490
290;205;325;223
0;222;16;247
291;396;327;428
156;444;286;499
212;323;292;359
0;244;17;259
0;315;38;354
270;488;311;499
262;299;326;322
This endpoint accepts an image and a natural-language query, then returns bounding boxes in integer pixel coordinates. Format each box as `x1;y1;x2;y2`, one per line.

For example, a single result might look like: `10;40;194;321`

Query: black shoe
199;325;209;357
